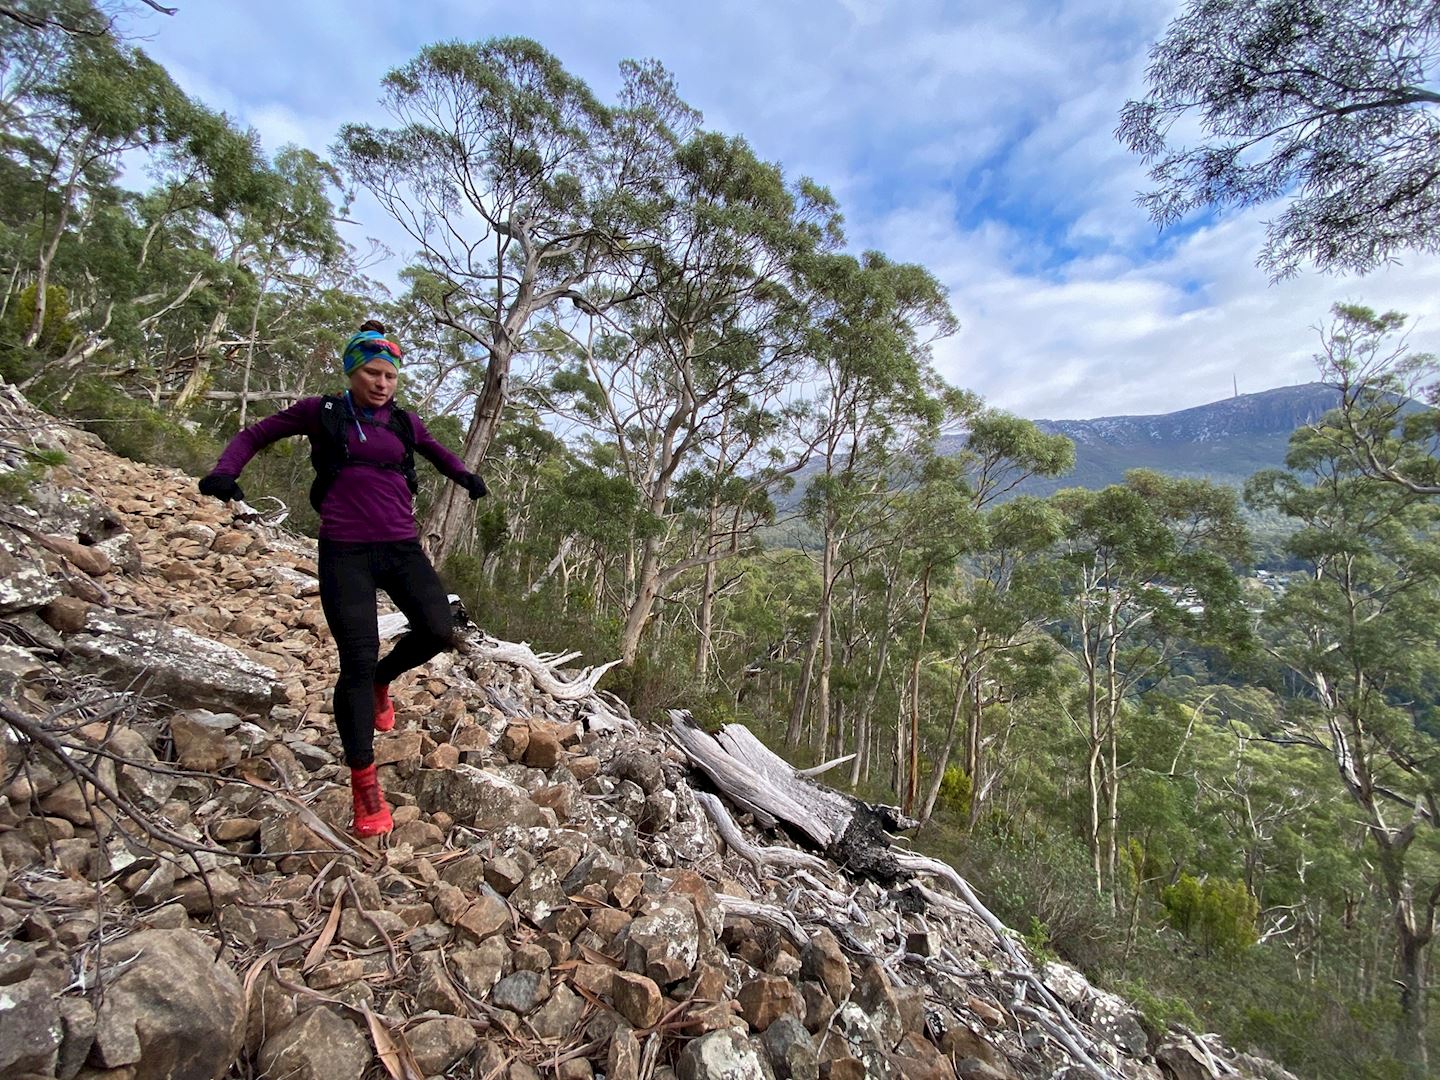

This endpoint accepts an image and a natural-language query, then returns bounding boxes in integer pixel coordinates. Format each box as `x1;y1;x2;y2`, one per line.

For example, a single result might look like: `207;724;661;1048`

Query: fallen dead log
668;711;915;882
714;894;809;951
694;791;831;876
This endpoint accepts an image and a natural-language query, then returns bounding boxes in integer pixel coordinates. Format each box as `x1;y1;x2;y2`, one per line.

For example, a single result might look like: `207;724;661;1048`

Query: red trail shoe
350;763;392;837
373;684;395;732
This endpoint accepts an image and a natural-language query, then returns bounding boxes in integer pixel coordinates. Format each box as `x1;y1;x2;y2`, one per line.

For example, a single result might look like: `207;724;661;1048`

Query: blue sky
131;0;1440;420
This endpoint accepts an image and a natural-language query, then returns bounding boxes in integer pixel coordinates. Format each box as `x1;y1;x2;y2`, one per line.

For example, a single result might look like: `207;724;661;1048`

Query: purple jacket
213;396;469;543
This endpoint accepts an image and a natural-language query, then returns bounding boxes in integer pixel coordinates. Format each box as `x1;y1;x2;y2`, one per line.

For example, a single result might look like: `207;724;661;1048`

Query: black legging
318;539;454;768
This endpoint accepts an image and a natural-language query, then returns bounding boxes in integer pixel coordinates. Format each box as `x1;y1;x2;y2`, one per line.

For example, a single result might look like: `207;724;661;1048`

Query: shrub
1161;874;1259;956
45;376;219;477
937;765;972;818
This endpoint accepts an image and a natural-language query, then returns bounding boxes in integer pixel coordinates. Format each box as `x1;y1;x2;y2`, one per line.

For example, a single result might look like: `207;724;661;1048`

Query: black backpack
308;394;418;512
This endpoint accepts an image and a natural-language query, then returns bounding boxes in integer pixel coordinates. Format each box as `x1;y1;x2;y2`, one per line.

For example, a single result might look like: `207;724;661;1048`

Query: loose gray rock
414;764;548;829
625;896;699;985
0;529;61;614
760;1015;818;1080
56;996;96;1080
90;929;244;1079
0;976;62;1075
408;1015;478;1075
258;1005;370;1080
509;864;568;928
69;612;281;713
677;1028;777;1080
531;983;584;1040
492;969;548;1014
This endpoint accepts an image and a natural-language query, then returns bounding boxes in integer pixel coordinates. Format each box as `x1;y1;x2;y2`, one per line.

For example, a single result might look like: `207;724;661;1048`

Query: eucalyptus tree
1248;424;1440;1077
338;42;690;564
918;493;1067;827
1304;303;1440;498
783;251;955;752
885;414;1072;815
1051;470;1250;899
551;131;835;666
3;21;264;355
1119;0;1440;277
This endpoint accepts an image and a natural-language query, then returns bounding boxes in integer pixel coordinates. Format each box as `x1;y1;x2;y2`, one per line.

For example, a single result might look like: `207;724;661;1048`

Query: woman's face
349;357;398;409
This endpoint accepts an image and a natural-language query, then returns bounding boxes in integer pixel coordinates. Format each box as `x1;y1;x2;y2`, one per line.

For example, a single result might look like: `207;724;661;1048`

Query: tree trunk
1105;716;1121;909
814;533;835;756
1395;909;1431;1078
786;585;826;748
695;523;718;681
892;693;905;796
919;670;967;823
904;566;933;815
23;141;90;348
421;340;512;565
618;529;663;665
237;269;270;429
965;676;986;831
852;581;896;786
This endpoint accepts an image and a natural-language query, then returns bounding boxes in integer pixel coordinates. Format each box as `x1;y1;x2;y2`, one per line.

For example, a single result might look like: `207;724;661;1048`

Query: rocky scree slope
0;382;1294;1080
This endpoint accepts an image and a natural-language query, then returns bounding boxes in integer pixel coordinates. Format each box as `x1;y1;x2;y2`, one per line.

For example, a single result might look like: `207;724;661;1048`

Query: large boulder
0;526;61;614
258;1005;371;1080
413;765;548;829
90;929;245;1079
0;976;62;1075
68;611;282;713
1079;988;1149;1057
677;1028;777;1080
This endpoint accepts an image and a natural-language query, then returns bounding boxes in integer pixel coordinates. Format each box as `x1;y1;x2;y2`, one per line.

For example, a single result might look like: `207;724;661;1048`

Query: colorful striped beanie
342;330;403;375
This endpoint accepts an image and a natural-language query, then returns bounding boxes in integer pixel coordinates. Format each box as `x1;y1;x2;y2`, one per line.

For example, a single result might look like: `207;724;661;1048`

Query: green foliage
1113;980;1199;1039
936;766;971;817
1160;874;1259;956
1019;916;1057;964
9;283;73;355
42;375;218;476
1120;0;1440;277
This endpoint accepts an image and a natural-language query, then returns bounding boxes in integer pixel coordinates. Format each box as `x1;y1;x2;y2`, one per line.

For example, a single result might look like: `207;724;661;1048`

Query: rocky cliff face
0;381;1297;1080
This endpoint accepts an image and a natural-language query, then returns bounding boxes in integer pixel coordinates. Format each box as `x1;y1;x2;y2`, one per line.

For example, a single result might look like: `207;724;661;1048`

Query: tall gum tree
922;492;1068;827
338;43;688;565
1306;303;1440;496
1247;420;1440;1078
783;251;956;752
1119;0;1440;277
3;19;266;364
555;131;834;666
890;416;1071;816
1052;470;1251;900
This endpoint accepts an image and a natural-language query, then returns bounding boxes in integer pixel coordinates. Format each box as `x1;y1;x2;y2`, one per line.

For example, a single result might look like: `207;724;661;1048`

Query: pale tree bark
695;539;717;682
420;310;519;564
919;670;967;823
23;134;92;348
904;565;934;815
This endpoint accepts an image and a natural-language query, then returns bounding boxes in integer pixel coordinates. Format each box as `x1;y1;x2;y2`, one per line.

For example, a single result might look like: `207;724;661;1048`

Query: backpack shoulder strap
386;405;416;449
317;395;348;446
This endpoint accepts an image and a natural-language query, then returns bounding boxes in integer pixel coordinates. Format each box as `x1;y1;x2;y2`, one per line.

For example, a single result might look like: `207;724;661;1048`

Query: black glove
461;472;487;500
199;473;245;503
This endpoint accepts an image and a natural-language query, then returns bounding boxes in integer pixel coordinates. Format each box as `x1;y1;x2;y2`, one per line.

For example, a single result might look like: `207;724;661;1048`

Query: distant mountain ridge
989;382;1343;497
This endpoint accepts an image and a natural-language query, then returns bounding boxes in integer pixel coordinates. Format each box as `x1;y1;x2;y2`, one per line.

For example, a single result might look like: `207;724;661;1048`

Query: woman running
199;321;486;837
